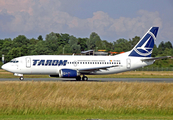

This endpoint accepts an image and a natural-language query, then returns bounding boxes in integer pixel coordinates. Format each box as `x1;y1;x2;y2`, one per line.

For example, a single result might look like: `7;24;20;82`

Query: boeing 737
1;27;170;81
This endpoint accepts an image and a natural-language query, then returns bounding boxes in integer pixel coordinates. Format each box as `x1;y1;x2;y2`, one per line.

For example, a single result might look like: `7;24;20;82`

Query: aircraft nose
1;63;18;73
1;64;8;71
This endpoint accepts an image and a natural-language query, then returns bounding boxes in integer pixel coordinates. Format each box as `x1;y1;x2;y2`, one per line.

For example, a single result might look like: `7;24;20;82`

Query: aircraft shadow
60;79;108;82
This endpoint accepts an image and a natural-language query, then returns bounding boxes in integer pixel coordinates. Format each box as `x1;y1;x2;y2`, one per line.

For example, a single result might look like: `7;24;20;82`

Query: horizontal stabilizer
141;56;171;61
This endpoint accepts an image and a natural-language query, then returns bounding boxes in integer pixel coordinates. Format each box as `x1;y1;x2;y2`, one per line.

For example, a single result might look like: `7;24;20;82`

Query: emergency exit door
26;57;31;68
126;58;131;69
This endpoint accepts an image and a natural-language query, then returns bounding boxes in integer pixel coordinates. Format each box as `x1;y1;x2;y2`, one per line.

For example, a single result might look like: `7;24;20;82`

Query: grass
0;81;173;119
0;69;173;119
0;114;173;120
89;71;173;78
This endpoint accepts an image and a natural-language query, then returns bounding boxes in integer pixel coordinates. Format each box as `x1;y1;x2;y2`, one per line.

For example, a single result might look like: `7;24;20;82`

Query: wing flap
78;65;119;74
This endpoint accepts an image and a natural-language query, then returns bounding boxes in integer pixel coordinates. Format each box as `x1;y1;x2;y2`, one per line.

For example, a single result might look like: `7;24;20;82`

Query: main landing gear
82;76;88;81
76;75;88;81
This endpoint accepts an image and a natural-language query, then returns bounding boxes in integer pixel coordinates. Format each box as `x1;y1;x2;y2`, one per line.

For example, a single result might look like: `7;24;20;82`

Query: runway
0;78;173;83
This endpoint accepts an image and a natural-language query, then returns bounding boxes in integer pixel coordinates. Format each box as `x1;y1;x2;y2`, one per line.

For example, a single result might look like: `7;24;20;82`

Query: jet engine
59;69;80;78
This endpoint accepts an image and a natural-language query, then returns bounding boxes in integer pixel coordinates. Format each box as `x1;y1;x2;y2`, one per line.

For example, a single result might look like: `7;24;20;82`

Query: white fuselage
2;51;154;76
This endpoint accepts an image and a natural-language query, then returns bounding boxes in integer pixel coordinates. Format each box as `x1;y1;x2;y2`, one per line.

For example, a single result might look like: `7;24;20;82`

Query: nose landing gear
19;76;24;81
14;73;24;81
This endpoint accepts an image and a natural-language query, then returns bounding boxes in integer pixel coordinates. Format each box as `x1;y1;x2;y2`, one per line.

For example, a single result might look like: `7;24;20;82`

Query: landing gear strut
19;76;24;81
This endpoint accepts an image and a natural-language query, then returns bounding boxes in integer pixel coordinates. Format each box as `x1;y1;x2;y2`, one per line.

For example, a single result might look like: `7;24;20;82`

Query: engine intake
59;69;79;78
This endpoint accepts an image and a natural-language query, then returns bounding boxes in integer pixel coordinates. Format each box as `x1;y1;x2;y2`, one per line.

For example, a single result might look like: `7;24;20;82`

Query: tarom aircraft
1;27;170;81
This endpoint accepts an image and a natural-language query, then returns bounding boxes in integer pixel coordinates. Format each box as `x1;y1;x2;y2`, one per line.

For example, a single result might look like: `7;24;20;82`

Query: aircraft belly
20;67;59;75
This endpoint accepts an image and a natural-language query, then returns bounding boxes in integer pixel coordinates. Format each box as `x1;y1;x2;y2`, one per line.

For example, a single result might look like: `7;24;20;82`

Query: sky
0;0;173;45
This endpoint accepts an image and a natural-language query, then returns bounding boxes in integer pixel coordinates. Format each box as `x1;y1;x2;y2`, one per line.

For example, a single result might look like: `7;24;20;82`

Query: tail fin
129;27;159;57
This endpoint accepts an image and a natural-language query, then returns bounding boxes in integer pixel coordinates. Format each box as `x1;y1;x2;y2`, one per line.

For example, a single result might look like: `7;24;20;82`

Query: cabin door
26;57;31;68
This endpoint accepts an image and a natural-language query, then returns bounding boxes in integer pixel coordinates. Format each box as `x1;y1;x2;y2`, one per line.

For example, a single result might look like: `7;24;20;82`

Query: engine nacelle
59;69;79;78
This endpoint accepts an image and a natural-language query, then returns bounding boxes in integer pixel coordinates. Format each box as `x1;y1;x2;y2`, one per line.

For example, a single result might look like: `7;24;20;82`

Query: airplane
1;27;170;81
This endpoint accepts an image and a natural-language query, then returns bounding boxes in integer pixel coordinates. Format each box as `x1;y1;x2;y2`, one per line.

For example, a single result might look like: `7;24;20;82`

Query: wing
141;56;171;61
78;65;119;74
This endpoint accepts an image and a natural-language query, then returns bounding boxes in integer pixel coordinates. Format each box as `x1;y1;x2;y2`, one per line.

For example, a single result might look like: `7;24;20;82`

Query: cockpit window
10;60;15;63
9;59;19;63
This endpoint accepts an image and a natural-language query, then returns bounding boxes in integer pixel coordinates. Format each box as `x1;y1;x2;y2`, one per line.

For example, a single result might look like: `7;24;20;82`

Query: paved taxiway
0;78;173;82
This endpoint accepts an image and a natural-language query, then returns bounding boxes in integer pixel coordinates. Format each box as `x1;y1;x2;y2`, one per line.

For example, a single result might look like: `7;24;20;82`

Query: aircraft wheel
76;76;81;81
19;76;24;81
82;76;88;81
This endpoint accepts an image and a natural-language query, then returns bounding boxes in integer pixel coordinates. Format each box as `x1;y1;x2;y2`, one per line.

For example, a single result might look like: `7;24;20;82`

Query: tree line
0;32;172;64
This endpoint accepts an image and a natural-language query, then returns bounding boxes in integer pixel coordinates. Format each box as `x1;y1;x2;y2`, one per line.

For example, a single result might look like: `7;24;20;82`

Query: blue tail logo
129;27;159;57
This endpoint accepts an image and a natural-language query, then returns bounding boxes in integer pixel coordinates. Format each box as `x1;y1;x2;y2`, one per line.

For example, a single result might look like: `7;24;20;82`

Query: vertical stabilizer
129;27;159;57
